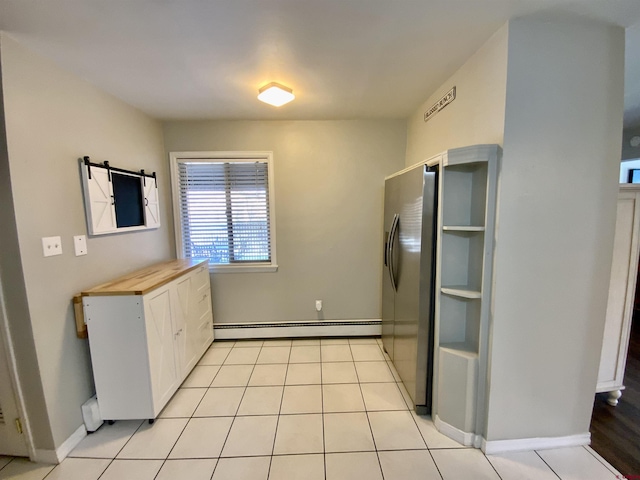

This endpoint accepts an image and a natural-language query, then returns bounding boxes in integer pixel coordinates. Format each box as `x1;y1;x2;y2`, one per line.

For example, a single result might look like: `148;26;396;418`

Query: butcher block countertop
81;259;209;296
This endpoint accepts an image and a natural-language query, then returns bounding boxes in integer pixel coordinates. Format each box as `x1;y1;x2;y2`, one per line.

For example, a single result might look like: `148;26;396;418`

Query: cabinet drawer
191;265;210;291
196;290;212;318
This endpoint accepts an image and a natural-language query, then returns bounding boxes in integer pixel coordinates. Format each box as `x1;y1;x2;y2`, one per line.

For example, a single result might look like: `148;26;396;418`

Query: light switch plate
42;236;62;257
74;235;87;256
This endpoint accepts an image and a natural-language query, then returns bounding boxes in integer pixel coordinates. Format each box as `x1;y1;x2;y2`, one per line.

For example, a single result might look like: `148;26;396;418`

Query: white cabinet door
597;187;640;402
82;166;117;234
174;266;213;378
174;275;198;376
144;179;161;228
144;286;179;413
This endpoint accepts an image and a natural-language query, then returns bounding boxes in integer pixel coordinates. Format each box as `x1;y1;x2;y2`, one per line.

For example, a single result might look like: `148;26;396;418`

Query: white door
82;165;117;234
143;179;161;229
143;288;179;413
0;290;29;457
174;276;196;375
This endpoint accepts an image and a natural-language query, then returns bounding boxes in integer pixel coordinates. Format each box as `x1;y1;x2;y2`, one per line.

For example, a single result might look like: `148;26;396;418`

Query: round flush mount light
631;136;640;148
257;82;295;107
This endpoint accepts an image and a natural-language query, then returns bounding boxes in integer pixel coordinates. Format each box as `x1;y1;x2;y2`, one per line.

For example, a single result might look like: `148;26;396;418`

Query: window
170;152;277;272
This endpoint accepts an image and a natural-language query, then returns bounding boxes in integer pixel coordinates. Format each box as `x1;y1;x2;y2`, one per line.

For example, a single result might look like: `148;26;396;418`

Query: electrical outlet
315;300;323;312
42;236;62;257
74;235;87;256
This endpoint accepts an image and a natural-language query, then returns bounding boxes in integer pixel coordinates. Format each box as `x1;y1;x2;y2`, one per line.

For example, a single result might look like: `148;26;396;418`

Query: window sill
208;264;278;274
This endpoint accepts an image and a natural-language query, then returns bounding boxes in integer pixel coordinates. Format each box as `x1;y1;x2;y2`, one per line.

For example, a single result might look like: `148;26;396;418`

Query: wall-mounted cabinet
80;157;160;236
431;145;499;446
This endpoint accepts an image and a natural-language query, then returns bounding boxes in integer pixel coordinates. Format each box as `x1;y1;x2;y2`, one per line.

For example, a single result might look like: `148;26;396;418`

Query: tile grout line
265;340;293;479
534;450;563;480
0;458;14;472
208;340;265;477
482;452;505;480
94;417;148;479
378;340;446;480
320;339;327;480
348;341;386;480
160;341;234;472
582;445;623;477
154;355;226;480
34;459;57;480
153;389;220;478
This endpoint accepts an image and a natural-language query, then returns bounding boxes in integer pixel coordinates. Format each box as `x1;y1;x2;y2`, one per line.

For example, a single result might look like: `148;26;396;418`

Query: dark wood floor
590;314;640;477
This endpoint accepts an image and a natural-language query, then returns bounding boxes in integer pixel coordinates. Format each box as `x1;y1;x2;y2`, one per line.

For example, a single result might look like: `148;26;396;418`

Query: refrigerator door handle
385;217;395;268
388;214;399;292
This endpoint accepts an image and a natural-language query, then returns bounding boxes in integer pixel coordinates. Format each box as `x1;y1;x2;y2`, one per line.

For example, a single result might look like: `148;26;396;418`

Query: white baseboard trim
433;415;591;455
433;415;478;447
33;424;87;464
213;319;382;339
33;449;58;465
481;432;591;455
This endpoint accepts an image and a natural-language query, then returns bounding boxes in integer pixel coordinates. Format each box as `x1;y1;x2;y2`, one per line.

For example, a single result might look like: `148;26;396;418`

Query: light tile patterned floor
0;337;623;480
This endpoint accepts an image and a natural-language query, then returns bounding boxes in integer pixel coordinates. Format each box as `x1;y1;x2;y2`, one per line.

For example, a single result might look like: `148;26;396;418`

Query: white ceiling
1;0;639;125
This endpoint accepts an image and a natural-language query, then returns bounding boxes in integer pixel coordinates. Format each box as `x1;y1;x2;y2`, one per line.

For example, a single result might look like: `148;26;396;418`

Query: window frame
169;151;278;273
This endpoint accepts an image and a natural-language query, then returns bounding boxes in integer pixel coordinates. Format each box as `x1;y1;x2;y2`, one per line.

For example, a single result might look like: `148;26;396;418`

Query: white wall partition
0;33;172;456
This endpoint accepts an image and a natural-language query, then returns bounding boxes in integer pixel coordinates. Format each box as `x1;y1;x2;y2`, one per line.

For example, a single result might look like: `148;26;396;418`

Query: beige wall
405;24;508;167
0;34;173;450
163;120;406;324
404;16;624;444
486;17;624;441
0;50;54;450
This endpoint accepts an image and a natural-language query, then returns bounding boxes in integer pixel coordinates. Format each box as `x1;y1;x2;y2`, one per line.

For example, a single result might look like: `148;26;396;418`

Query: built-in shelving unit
432;144;499;446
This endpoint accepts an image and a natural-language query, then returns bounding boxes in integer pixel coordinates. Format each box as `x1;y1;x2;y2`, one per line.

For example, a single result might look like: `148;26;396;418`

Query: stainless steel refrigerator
382;164;438;415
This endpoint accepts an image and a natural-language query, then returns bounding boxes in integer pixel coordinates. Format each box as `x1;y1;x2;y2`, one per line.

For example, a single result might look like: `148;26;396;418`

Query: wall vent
0;401;4;423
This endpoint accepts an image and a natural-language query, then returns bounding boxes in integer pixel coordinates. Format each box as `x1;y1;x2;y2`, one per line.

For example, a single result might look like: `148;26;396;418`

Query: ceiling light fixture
257;82;295;107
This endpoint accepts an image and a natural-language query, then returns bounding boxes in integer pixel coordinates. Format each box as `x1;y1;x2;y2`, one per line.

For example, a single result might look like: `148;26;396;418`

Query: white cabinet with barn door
80;157;161;235
82;259;213;421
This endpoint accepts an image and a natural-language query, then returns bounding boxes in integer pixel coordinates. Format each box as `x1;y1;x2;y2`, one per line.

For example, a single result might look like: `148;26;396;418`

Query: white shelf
443;226;485;232
441;162;488;227
440;343;479;358
441;287;482;299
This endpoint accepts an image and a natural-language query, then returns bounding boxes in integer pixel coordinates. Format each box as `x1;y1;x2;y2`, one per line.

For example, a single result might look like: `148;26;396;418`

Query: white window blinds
177;160;272;264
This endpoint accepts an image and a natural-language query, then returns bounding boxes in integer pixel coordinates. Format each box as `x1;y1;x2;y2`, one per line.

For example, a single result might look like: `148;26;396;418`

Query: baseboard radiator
213;319;382;339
